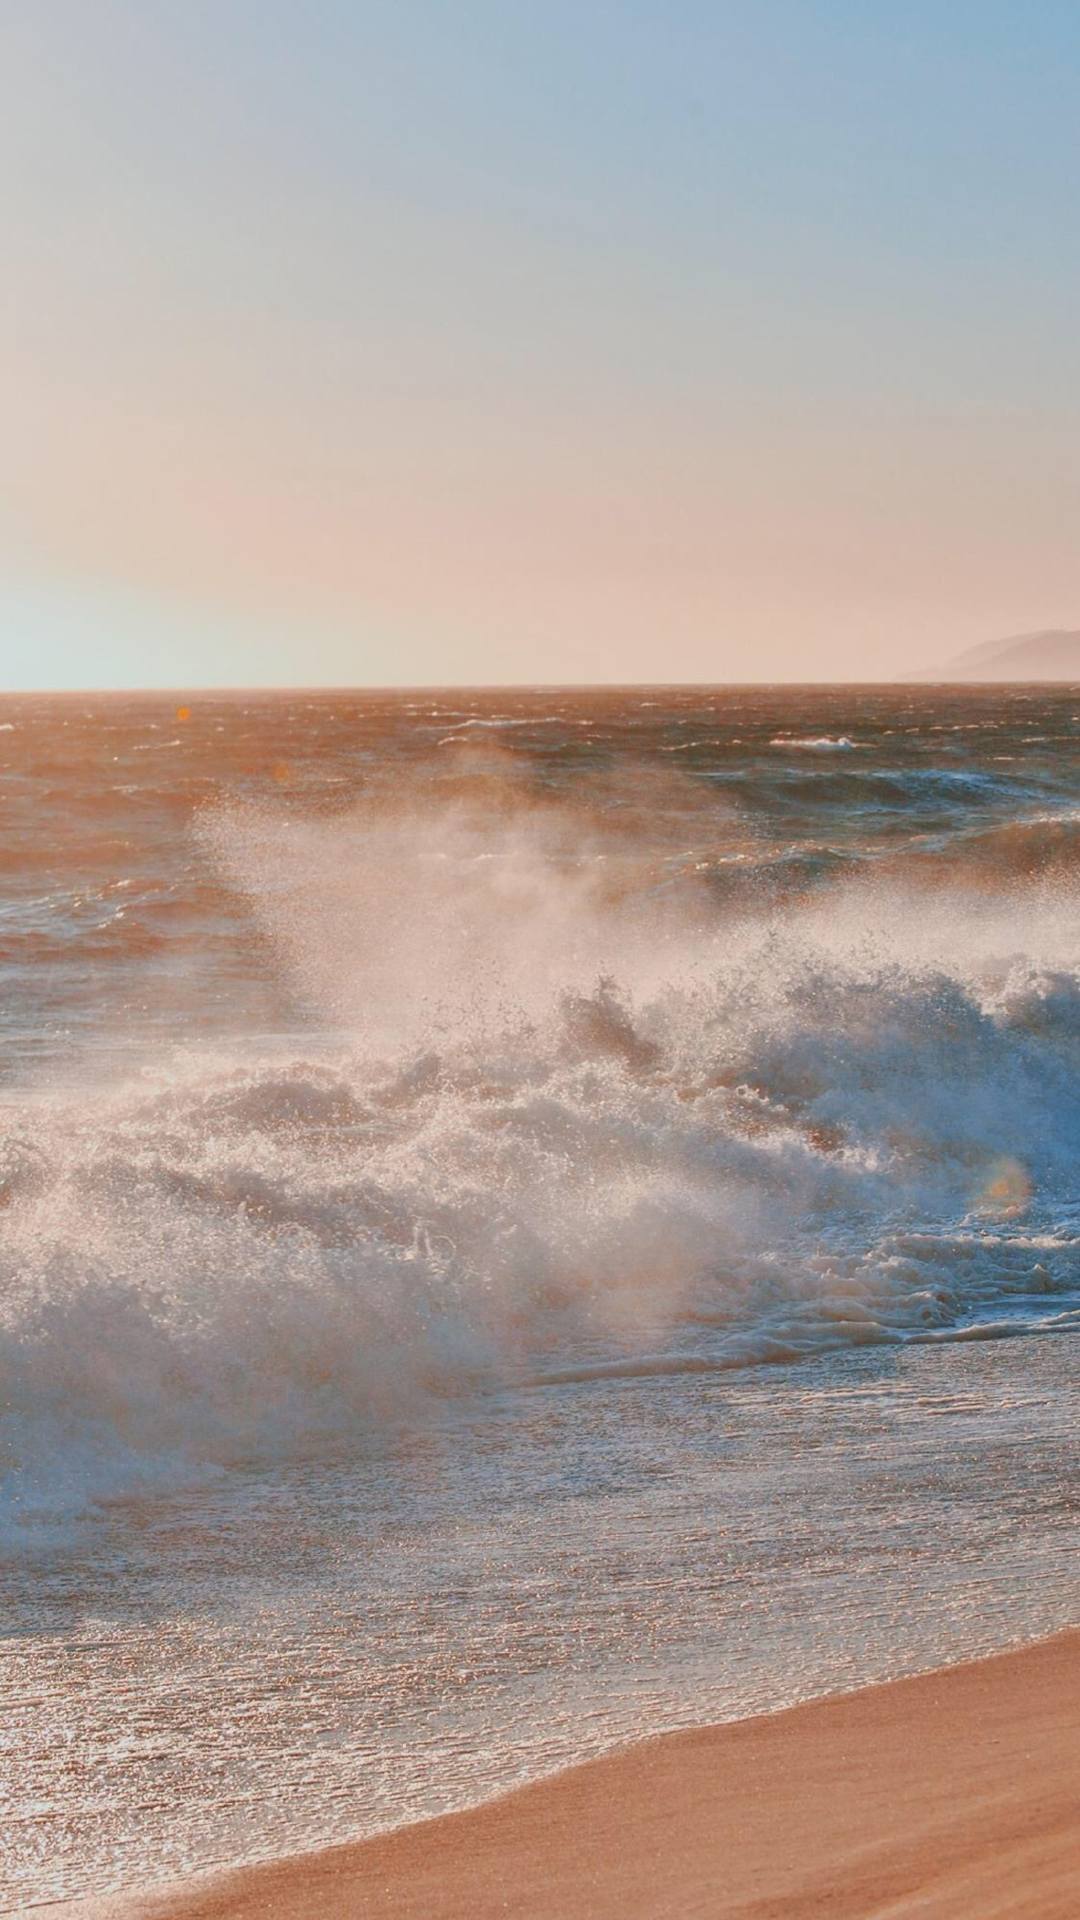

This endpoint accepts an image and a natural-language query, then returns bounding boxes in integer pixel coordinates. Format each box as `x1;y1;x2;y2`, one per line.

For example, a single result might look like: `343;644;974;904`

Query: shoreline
48;1627;1080;1920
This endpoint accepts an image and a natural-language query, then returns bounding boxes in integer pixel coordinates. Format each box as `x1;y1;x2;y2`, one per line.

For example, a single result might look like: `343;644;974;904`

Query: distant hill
908;629;1080;681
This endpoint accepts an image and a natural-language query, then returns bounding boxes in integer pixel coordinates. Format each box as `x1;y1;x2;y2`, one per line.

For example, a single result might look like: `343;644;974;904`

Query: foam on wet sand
53;1630;1079;1920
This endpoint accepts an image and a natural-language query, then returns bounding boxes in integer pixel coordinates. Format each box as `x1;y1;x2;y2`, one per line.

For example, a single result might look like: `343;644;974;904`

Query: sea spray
2;753;1077;1538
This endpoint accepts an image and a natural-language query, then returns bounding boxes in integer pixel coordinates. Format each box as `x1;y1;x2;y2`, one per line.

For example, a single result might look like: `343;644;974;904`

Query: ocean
1;685;1078;1906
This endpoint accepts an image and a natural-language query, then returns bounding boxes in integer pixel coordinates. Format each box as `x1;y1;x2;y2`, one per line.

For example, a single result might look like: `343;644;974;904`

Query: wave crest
2;776;1078;1540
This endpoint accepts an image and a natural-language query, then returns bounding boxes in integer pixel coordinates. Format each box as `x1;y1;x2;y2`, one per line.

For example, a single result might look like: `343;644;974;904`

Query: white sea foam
1;773;1077;1542
769;735;859;749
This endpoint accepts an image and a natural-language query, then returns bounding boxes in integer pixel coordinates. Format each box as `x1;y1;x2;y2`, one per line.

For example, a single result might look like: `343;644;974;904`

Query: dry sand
54;1630;1079;1920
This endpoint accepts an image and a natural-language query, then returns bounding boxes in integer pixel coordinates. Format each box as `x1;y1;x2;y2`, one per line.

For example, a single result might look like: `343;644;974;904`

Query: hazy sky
3;1;1080;688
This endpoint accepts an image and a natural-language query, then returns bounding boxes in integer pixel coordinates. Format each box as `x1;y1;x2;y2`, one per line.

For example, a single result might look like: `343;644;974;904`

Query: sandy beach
54;1629;1078;1920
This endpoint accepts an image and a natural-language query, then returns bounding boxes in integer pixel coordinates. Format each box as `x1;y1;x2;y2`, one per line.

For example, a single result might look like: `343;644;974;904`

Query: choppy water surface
1;686;1078;1905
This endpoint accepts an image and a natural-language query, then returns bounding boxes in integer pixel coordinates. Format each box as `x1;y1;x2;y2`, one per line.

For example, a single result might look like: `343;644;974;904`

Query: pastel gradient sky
3;1;1080;688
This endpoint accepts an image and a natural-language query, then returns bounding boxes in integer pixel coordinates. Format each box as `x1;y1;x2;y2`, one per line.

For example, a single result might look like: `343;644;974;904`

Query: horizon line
5;676;1080;698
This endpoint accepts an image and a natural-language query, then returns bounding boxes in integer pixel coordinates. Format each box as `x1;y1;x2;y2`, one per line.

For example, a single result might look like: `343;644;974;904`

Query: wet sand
56;1630;1079;1920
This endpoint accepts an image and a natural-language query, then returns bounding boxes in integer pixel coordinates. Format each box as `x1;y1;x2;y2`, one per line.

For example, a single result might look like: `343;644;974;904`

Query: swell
2;850;1077;1542
898;812;1080;886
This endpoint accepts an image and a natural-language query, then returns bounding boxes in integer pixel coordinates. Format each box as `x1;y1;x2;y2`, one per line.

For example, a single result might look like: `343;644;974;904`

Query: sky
3;1;1080;689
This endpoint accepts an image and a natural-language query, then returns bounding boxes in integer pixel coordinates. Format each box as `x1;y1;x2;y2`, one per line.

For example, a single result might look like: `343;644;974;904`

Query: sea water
1;687;1077;1905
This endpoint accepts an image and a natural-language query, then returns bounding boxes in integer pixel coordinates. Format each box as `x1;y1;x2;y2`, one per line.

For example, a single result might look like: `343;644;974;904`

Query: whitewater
1;686;1077;1905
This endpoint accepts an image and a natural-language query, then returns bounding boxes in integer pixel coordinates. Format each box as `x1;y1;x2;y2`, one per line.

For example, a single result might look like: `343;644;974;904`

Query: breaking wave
2;769;1078;1542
